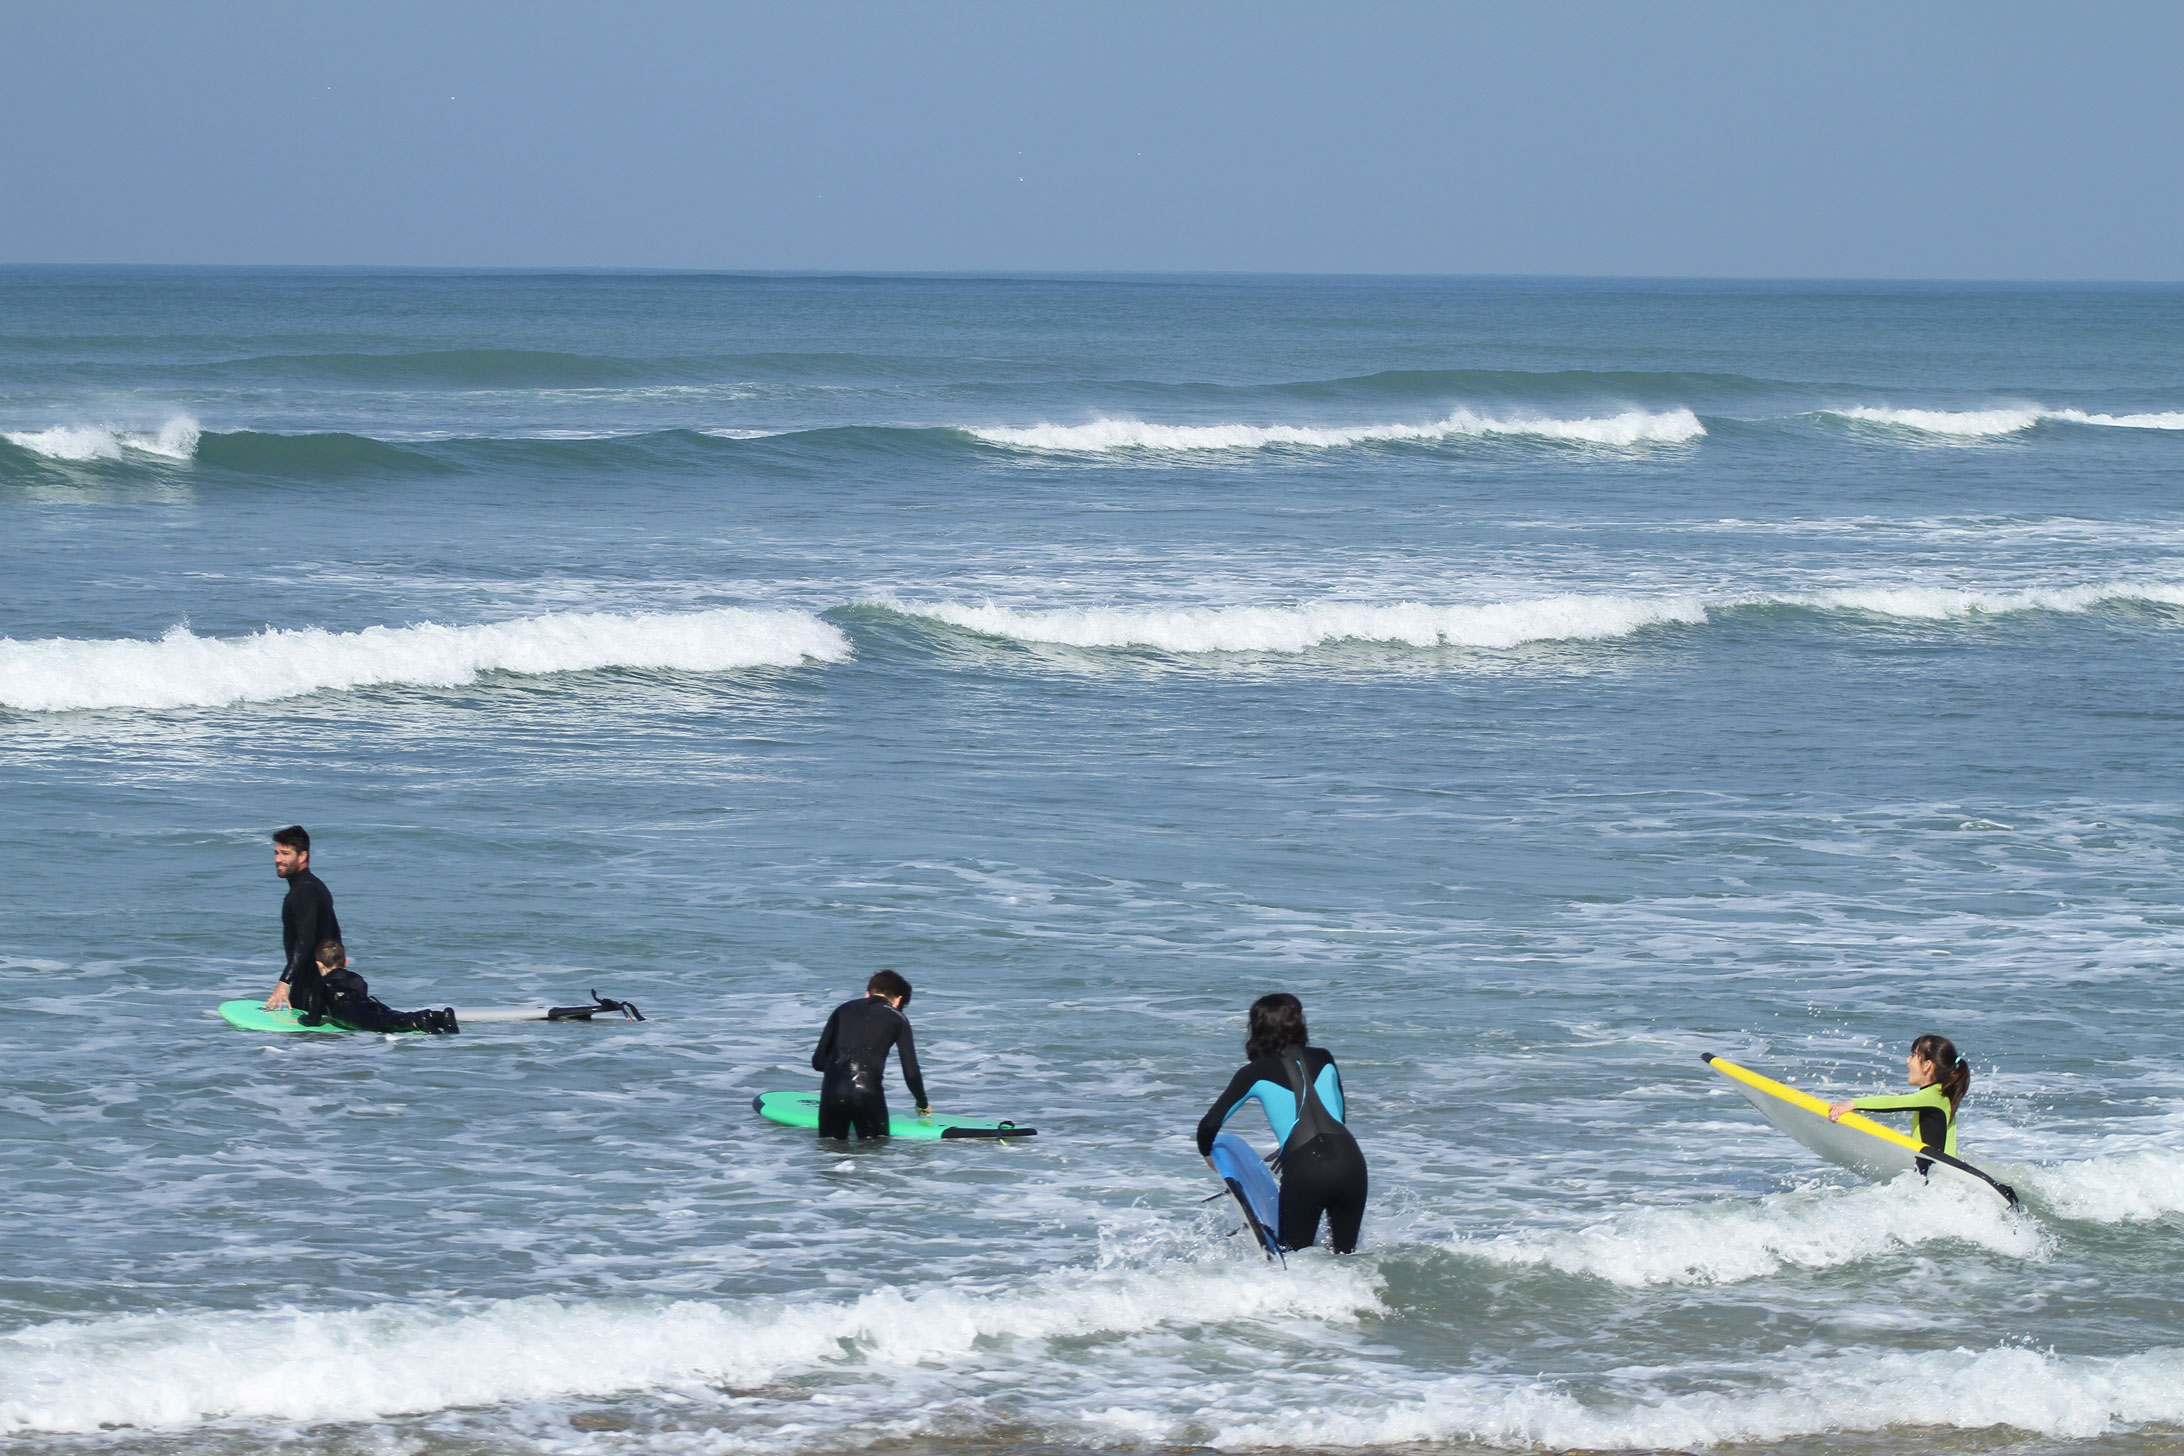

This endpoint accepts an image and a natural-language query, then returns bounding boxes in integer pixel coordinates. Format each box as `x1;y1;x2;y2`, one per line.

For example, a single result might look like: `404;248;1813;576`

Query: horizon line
3;263;2182;288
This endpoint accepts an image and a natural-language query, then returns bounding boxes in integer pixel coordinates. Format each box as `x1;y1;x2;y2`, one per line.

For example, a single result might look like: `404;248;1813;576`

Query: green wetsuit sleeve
1851;1083;1955;1154
1850;1085;1949;1114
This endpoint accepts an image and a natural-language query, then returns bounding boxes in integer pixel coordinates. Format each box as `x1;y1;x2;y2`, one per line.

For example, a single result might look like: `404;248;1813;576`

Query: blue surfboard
1209;1132;1285;1257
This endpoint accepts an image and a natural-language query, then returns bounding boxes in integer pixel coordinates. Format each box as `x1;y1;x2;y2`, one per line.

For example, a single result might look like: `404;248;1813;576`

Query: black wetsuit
1197;1045;1369;1253
277;870;342;1018
811;994;926;1139
308;967;450;1034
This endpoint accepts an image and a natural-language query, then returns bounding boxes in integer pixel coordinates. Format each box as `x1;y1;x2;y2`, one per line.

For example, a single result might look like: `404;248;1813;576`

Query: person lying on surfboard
300;941;458;1034
1825;1033;1969;1155
1195;993;1368;1253
810;969;928;1139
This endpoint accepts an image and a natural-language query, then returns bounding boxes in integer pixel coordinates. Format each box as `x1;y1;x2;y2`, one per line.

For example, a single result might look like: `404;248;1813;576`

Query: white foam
1457;1174;2046;1287
966;407;1706;453
1826;405;2184;438
1828;405;2044;437
2016;1146;2184;1223
1798;581;2184;619
883;595;1710;653
1;416;200;462
0;608;849;712
0;1260;1380;1434
2048;408;2184;430
1198;1343;2184;1450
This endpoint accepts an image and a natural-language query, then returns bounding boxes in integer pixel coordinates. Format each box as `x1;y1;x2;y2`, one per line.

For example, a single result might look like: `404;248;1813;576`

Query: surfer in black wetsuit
304;942;458;1034
262;826;341;1015
810;969;928;1139
1196;993;1369;1253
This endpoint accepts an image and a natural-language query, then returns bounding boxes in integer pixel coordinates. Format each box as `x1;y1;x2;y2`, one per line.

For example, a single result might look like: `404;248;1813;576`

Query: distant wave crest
965;407;1706;453
1824;405;2184;438
2;416;200;463
881;596;1709;652
0;608;849;712
878;581;2184;658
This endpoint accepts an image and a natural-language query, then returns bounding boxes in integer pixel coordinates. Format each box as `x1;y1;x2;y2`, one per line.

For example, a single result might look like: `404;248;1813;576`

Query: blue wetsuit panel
1195;1049;1346;1155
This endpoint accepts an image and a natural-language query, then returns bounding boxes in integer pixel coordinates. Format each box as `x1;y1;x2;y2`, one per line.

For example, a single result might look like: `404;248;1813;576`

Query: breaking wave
879;596;1710;653
875;581;2184;657
1197;1344;2184;1450
964;407;1706;453
0;608;849;712
0;1259;1378;1434
1823;405;2184;438
1;416;200;462
1456;1173;2046;1288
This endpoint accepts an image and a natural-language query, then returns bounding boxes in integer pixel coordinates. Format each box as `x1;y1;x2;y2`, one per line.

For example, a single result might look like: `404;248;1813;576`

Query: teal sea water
3;270;2183;1456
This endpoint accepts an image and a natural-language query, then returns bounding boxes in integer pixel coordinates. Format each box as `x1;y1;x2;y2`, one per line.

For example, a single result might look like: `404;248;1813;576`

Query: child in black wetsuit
810;969;927;1138
300;942;459;1034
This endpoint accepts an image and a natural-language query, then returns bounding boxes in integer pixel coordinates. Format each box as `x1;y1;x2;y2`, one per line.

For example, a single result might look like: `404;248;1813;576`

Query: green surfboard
217;999;414;1034
751;1090;1035;1140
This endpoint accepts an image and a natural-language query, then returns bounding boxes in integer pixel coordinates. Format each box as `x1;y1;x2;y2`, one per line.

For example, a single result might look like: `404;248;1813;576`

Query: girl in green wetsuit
1826;1033;1971;1155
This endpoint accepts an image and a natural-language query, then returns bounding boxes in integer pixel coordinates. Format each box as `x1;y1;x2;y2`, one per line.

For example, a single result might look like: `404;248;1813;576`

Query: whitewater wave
1825;405;2184;438
2016;1146;2184;1224
1196;1343;2184;1450
2;416;200;463
881;596;1711;653
0;608;849;712
1456;1173;2045;1287
1796;582;2184;618
0;1259;1378;1434
876;582;2184;657
965;407;1706;453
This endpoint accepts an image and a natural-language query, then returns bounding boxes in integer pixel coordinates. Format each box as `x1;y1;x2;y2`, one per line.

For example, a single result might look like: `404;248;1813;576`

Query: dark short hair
315;940;346;970
273;825;311;852
867;968;912;1005
1246;993;1309;1060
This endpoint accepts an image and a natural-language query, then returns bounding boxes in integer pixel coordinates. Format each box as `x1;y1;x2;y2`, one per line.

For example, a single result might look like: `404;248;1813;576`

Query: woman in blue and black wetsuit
1195;993;1369;1253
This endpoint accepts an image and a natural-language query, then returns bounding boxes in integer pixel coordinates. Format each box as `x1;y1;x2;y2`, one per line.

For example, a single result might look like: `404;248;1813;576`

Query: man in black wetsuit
262;825;340;1016
810;969;928;1139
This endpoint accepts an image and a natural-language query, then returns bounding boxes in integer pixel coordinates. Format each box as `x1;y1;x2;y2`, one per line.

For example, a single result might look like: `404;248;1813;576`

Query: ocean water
3;269;2183;1456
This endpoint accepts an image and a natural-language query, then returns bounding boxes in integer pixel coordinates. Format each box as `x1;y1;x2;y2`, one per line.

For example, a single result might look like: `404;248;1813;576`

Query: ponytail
1911;1033;1970;1117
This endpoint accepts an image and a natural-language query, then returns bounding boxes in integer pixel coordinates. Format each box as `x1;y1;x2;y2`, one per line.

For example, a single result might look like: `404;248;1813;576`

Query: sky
4;1;2181;278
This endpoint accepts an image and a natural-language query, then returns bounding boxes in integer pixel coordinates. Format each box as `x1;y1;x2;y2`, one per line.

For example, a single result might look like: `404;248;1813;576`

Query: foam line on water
2;416;201;462
1196;1344;2184;1449
1794;581;2184;618
1454;1173;2047;1287
2015;1146;2184;1223
880;596;1711;652
0;608;850;712
964;407;1706;452
877;582;2184;656
1823;405;2184;437
0;1259;1381;1434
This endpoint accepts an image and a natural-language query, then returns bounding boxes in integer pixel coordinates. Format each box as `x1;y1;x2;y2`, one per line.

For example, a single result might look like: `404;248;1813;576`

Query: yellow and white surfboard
1702;1053;2016;1206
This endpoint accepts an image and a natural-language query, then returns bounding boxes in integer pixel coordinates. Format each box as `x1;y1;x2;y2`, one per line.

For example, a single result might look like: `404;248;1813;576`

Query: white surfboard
1703;1053;2016;1206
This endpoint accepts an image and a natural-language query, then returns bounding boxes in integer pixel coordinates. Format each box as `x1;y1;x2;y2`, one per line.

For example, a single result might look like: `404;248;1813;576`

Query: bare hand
1826;1100;1853;1121
263;982;291;1010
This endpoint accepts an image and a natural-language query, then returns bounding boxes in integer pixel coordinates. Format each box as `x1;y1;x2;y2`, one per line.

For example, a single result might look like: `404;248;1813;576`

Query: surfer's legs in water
327;1000;458;1034
818;1070;889;1139
307;945;457;1033
1277;1131;1369;1253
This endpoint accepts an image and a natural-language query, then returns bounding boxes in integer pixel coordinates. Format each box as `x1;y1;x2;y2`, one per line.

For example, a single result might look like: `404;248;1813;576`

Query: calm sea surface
3;270;2183;1456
